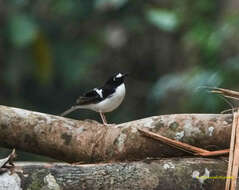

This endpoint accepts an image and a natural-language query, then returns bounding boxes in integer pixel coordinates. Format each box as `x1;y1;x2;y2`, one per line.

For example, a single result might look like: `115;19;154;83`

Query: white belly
86;84;126;113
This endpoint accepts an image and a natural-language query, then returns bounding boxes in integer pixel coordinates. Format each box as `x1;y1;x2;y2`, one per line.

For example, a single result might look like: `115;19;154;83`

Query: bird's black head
105;73;128;87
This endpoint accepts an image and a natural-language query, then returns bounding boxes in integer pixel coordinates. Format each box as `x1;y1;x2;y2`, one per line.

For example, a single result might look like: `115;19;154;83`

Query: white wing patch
94;88;103;98
84;83;126;112
116;73;123;78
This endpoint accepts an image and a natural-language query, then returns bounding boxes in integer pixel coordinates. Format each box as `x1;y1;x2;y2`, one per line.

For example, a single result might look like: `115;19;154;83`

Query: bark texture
0;158;232;190
0;105;233;163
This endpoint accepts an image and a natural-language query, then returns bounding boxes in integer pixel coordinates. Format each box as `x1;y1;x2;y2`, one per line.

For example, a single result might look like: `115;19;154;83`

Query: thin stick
230;112;239;190
225;111;239;190
196;149;229;157
209;87;239;101
138;128;209;154
221;108;239;114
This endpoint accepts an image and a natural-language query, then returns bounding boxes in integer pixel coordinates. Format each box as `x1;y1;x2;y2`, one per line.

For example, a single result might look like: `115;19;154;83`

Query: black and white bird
61;72;128;125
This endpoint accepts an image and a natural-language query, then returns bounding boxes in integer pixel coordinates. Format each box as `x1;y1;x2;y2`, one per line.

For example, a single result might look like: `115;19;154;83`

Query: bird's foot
102;122;116;127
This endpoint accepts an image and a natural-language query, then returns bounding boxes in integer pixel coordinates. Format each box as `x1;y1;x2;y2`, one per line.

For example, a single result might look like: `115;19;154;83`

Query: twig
230;111;239;190
225;111;239;190
196;149;229;157
138;128;230;157
208;87;239;101
221;107;239;114
138;128;209;154
0;149;16;173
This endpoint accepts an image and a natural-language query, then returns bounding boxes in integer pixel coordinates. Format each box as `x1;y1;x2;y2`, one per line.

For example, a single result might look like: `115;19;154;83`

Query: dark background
0;0;239;161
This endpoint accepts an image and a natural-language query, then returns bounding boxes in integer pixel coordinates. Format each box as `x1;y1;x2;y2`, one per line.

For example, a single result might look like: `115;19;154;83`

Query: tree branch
0;105;233;163
0;158;234;190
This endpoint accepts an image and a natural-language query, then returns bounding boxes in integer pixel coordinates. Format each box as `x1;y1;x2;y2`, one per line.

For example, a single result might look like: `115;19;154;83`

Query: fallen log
0;158;232;190
0;105;233;163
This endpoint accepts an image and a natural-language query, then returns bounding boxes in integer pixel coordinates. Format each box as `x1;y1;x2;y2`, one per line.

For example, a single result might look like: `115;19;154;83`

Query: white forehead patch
116;73;123;78
94;88;103;98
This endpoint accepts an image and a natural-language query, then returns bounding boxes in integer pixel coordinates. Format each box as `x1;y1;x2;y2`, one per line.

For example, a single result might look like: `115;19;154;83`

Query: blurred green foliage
146;9;179;32
1;0;239;160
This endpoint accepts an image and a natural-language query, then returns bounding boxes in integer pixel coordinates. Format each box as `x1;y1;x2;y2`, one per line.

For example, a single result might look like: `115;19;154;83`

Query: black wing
76;89;102;105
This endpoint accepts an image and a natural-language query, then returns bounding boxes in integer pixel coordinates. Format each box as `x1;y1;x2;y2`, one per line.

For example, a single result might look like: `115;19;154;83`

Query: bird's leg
99;112;108;125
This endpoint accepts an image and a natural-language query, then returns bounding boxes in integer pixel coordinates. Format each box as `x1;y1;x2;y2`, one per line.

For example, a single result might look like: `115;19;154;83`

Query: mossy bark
0;105;233;163
0;158;232;190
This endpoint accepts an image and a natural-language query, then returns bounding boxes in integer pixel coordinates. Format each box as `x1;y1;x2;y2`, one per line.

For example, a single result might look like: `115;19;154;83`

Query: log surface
0;105;233;163
0;158;231;190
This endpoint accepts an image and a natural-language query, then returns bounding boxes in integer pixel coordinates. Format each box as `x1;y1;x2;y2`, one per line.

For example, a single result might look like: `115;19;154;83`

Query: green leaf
146;9;179;32
8;13;38;47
